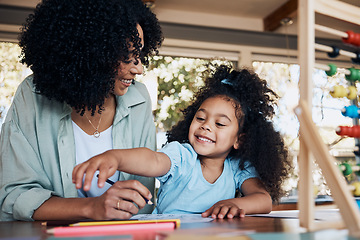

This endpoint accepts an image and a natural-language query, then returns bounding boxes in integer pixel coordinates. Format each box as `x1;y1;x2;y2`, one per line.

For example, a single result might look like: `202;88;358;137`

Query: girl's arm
72;148;171;192
202;178;272;219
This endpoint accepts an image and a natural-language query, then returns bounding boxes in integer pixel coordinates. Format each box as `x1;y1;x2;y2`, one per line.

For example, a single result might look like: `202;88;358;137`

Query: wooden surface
0;212;351;240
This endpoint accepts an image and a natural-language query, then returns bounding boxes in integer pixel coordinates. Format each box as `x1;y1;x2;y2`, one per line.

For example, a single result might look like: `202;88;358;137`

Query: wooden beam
295;101;360;236
263;0;298;32
315;0;360;26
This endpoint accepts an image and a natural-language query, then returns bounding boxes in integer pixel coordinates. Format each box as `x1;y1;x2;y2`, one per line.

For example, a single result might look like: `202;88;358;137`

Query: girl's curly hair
19;0;163;114
167;64;292;202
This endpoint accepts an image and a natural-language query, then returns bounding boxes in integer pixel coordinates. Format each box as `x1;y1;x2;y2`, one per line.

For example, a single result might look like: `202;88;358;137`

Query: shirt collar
114;83;146;122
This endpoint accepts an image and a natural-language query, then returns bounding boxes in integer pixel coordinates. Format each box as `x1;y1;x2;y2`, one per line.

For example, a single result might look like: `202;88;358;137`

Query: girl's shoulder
227;157;255;172
157;141;197;182
227;156;241;166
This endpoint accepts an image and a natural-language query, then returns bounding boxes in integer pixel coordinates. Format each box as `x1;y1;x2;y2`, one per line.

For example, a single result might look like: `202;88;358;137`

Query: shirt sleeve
231;159;259;192
0;119;56;221
0;78;60;221
157;142;197;184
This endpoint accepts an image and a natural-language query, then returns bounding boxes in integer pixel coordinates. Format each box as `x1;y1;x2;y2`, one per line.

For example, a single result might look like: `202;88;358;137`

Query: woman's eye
132;58;139;65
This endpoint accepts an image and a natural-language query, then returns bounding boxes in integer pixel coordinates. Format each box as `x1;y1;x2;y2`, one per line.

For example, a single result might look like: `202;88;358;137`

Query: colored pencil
47;222;176;237
70;219;181;228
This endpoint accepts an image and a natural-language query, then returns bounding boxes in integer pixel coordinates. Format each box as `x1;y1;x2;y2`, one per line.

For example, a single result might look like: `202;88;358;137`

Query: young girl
73;64;291;219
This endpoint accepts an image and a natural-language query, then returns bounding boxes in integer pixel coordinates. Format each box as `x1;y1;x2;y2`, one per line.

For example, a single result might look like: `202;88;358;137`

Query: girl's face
113;24;144;96
188;96;241;161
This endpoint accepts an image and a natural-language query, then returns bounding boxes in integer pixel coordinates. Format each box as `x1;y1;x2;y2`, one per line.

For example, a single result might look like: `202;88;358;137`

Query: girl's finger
239;208;246;218
217;206;230;219
210;206;221;218
227;207;241;218
81;162;101;191
201;206;213;218
72;163;89;189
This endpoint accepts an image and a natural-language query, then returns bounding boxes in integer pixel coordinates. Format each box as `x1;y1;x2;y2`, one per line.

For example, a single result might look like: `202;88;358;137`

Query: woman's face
113;24;145;96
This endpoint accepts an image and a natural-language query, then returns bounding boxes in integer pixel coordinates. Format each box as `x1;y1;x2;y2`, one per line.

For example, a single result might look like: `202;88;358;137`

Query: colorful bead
327;46;340;58
325;63;337;76
347;86;357;100
330;85;347;98
343;30;360;47
340;163;353;176
342;105;359;118
345;68;359;81
336;125;360;138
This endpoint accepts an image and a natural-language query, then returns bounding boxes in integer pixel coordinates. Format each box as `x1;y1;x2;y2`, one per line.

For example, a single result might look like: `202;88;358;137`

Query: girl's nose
201;124;211;132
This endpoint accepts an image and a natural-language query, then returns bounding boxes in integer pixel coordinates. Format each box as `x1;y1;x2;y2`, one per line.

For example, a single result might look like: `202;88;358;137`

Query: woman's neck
71;94;116;135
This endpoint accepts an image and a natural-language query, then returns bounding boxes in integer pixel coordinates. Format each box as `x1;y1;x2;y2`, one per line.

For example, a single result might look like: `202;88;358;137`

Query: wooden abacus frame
297;0;360;237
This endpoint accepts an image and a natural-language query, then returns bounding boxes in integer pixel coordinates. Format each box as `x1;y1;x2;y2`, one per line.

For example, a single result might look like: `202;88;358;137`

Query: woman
0;0;163;221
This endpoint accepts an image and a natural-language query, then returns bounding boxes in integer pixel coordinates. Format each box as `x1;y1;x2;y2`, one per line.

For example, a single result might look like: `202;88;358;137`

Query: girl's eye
196;117;205;121
216;123;226;127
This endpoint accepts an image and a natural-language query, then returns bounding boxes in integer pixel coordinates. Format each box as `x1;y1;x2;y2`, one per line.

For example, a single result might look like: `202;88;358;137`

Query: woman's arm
33;179;154;220
72;148;171;192
202;178;272;219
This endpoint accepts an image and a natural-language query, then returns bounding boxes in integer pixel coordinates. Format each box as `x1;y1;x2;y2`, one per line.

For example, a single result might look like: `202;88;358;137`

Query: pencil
70;219;181;228
47;222;176;236
96;174;153;205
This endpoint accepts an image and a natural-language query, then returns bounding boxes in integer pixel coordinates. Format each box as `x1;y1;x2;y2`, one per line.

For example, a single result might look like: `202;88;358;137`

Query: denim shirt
0;75;156;221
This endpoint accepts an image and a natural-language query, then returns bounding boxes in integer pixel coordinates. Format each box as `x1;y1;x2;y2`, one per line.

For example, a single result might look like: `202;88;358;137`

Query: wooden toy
297;0;360;236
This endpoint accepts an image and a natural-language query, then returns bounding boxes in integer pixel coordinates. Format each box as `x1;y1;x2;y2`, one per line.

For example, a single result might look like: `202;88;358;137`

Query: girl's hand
86;180;153;220
72;150;119;191
201;200;246;219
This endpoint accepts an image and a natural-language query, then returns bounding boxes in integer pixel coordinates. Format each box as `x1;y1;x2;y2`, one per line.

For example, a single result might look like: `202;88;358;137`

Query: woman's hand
201;199;245;219
72;150;119;191
86;180;152;220
32;180;152;220
71;151;153;219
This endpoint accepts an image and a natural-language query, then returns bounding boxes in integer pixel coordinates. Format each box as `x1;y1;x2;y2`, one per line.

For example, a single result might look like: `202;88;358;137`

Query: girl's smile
195;135;215;143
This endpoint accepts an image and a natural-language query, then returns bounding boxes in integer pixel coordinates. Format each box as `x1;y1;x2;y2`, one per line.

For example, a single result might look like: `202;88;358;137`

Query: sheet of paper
249;209;342;221
130;214;214;223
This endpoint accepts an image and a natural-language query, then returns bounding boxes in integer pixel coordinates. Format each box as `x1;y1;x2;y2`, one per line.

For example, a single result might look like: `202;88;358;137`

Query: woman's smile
120;79;133;87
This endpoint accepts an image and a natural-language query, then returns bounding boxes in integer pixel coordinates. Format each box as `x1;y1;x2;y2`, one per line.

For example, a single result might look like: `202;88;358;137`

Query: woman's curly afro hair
19;0;163;114
167;64;292;202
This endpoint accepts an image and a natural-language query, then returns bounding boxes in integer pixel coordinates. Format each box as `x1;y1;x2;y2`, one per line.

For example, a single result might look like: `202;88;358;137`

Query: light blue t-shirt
153;141;258;214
